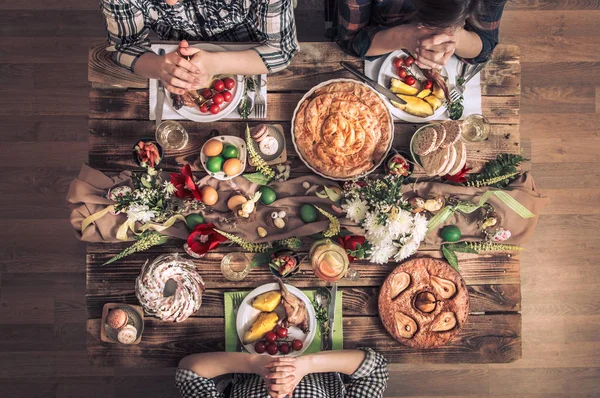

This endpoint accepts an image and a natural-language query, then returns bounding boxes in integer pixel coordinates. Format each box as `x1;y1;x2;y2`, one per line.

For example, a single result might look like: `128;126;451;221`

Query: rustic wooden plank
88;119;520;171
86;283;520;319
501;10;600;37
86;243;521;289
504;0;600;10
88;41;520;95
0;10;104;37
86;313;520;366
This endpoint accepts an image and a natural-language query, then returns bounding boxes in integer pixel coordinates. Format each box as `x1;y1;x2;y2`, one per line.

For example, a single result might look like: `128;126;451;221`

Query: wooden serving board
85;41;522;367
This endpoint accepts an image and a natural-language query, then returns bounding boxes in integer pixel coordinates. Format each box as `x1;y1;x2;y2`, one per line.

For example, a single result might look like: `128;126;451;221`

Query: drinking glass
310;239;359;282
156;121;189;150
461;114;490;142
221;252;250;281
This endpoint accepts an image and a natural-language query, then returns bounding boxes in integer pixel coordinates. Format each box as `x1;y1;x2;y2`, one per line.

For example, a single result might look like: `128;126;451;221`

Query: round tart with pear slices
378;257;469;348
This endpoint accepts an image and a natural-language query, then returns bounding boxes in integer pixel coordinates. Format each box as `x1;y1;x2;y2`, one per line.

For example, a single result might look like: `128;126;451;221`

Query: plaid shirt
337;0;507;63
100;0;299;73
176;348;389;398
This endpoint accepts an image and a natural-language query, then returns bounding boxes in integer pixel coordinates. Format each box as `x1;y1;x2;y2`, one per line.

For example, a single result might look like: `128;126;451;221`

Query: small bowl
132;138;163;168
200;135;247;181
268;250;301;279
384;150;414;177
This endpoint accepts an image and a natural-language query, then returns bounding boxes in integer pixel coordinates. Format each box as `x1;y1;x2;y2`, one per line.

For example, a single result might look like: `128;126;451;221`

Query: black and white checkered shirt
100;0;299;72
176;348;388;398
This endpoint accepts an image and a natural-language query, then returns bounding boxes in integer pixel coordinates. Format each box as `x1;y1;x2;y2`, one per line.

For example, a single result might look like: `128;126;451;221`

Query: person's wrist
390;24;410;49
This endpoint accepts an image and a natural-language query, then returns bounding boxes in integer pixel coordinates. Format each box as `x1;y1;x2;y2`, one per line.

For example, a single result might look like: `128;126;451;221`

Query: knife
327;282;338;350
340;61;406;104
155;48;166;128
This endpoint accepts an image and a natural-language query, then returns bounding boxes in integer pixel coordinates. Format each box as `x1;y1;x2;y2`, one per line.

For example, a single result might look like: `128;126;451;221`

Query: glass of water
156;121;189;150
461;114;490;142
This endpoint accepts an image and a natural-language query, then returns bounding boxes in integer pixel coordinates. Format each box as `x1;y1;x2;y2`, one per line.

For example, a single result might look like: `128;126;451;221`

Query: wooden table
86;41;522;367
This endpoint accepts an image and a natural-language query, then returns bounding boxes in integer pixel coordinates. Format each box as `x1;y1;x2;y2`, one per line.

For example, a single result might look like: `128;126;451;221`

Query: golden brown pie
378;257;469;349
293;81;393;179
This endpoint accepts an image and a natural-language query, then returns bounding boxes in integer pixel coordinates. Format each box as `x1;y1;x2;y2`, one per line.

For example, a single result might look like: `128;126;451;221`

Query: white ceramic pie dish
290;78;394;181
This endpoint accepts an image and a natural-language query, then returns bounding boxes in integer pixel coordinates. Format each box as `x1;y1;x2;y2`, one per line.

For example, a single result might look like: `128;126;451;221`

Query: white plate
164;44;245;123
377;50;451;123
290;78;394;181
199;136;247;181
236;283;316;357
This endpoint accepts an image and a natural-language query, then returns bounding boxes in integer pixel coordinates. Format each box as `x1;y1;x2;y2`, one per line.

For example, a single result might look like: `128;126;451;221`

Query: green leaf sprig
466;154;527;188
103;231;168;265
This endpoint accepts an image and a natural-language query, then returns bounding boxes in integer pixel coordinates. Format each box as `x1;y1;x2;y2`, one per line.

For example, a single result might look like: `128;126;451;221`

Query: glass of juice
156;121;189;150
310;239;351;282
461;114;490;142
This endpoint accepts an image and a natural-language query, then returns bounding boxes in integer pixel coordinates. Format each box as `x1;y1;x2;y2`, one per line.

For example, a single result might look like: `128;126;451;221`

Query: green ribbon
426;190;535;236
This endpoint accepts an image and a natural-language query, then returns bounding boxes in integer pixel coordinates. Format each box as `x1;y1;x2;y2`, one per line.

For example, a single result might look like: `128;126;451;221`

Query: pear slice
430;275;457;299
414;291;436;313
395;312;418;339
390;272;411;300
431;311;457;332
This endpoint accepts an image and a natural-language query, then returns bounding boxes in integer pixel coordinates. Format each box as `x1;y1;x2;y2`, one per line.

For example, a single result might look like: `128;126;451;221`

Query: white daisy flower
394;237;419;262
410;212;429;243
342;198;369;224
126;204;156;223
388;209;413;238
163;181;177;196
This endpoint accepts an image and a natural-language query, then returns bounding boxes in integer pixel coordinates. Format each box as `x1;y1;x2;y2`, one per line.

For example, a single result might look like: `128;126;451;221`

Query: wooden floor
0;0;598;396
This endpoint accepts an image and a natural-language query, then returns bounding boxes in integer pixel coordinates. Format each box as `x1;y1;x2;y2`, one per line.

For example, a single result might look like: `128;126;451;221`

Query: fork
448;59;490;103
231;293;246;352
254;75;266;118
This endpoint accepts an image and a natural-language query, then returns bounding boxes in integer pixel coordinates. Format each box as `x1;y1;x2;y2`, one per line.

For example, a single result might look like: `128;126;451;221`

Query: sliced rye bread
439;144;457;176
440;120;462;147
421;146;450;176
413;127;437;156
448;141;467;175
431;124;447;150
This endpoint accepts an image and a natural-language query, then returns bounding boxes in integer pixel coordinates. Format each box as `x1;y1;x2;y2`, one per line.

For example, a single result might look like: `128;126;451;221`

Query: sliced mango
416;89;431;99
243;312;279;344
424;95;443;112
251;290;282;312
432;84;445;100
391;95;434;117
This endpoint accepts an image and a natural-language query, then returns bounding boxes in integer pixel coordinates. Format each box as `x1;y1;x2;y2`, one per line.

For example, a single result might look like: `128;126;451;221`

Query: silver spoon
237;94;254;118
315;287;332;351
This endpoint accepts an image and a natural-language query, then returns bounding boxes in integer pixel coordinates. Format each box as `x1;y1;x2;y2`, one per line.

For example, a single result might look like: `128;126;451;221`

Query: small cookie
117;325;138;344
413;127;437;156
431;124;447;150
106;308;128;329
421;147;450;176
448;141;467;176
251;124;269;142
441;120;462;147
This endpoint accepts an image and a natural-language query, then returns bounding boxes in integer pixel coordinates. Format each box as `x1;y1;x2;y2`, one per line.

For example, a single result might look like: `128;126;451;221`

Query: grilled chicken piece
277;279;310;333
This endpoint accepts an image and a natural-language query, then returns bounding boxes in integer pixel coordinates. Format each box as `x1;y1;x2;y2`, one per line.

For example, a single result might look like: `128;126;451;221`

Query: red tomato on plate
212;79;225;92
404;76;416;86
209;103;220;114
212;93;224;105
392;57;404;68
223;77;235;90
222;90;233;102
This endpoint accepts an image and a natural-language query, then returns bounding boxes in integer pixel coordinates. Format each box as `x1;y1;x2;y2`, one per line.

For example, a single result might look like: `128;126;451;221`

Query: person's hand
250;355;295;381
177;40;218;89
390;23;431;56
415;31;460;70
265;356;311;398
154;43;204;95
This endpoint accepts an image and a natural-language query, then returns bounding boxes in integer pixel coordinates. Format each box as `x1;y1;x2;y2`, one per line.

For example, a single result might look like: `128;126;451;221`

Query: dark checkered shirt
101;0;299;72
337;0;507;63
175;348;389;398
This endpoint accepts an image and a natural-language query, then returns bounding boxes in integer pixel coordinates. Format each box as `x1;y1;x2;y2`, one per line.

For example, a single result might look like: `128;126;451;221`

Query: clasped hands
405;24;463;71
253;355;307;398
156;40;216;94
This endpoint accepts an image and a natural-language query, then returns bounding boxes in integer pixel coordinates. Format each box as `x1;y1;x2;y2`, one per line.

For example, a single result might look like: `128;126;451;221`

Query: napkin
149;43;267;121
224;289;344;354
365;55;482;120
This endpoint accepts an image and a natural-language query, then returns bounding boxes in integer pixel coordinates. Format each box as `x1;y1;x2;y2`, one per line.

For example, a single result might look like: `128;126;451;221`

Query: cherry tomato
209;103;220;115
424;80;433;90
223;77;236;90
397;68;408;79
212;93;224;105
201;88;213;99
254;341;266;354
291;339;303;351
404;76;416;86
266;342;279;355
404;56;415;66
222;90;233;102
265;331;278;343
279;343;290;355
212;79;225;92
392;57;404;68
275;326;288;339
199;103;208;113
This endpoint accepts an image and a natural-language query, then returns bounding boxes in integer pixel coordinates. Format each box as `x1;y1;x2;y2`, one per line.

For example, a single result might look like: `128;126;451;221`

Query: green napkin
225;289;343;353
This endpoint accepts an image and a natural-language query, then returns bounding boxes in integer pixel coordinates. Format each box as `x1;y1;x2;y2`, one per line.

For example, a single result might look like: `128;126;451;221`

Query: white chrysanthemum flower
342;198;369;224
362;213;388;239
163;181;176;195
394;237;419;262
410;212;429;243
126;204;156;223
368;243;398;264
147;167;158;176
388;209;413;238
